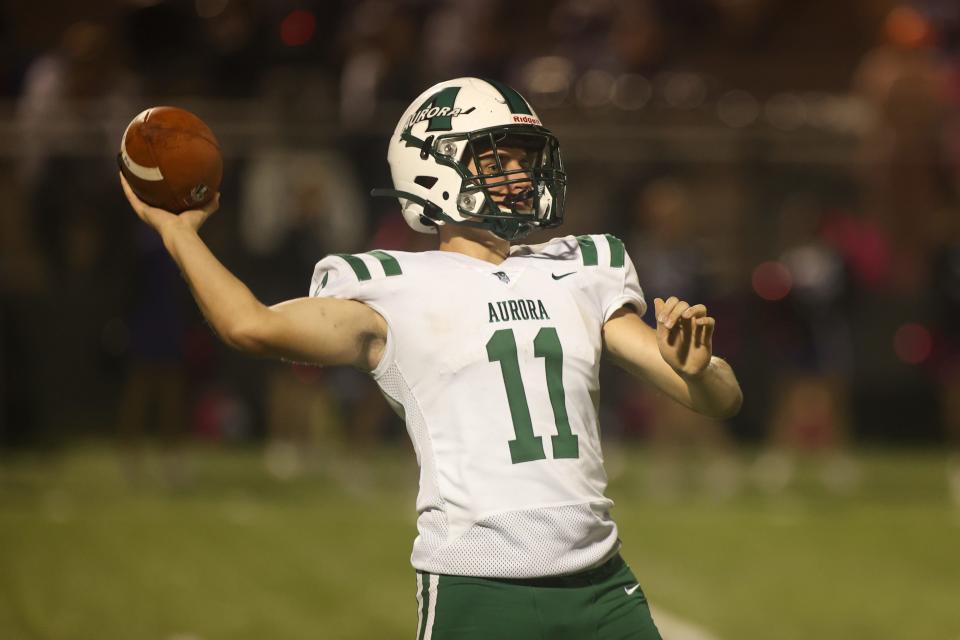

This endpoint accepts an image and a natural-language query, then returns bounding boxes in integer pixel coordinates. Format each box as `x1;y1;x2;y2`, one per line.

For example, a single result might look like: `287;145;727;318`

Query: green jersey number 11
486;328;580;464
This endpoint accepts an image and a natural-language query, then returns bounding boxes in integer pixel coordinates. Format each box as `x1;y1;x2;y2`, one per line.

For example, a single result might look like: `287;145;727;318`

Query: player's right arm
120;173;387;371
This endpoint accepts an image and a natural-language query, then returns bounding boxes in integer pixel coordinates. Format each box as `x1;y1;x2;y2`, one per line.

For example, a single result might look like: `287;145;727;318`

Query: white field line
650;605;721;640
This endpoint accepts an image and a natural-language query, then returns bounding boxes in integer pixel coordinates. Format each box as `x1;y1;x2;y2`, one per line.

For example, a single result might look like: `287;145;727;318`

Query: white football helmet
372;77;566;241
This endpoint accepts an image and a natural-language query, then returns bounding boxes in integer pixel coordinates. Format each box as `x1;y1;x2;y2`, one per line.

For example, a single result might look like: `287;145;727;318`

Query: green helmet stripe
605;234;625;268
483;78;533;115
367;250;403;276
576;235;599;266
334;254;372;281
426;87;461;131
407;87;462;133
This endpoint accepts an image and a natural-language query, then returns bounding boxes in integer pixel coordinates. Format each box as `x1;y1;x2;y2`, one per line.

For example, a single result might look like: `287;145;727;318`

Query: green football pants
413;554;662;640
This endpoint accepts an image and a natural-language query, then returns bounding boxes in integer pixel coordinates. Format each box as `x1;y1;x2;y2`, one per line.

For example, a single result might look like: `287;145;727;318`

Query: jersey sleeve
604;247;646;321
308;250;405;301
575;234;647;322
308;251;406;376
309;254;365;300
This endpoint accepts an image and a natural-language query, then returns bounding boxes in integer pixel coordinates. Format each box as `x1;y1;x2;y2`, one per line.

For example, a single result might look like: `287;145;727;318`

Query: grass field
1;444;958;640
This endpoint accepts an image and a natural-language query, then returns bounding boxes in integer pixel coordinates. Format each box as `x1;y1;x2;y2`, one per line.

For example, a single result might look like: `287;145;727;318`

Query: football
118;106;222;213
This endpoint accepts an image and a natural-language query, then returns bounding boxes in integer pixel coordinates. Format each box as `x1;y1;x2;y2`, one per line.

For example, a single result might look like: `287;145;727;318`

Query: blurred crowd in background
1;0;960;496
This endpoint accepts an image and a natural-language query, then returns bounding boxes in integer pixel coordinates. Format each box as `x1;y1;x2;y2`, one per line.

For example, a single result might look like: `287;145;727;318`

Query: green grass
1;444;958;639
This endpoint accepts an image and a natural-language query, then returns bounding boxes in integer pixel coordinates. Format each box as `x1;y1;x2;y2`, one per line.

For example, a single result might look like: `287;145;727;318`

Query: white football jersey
309;234;646;578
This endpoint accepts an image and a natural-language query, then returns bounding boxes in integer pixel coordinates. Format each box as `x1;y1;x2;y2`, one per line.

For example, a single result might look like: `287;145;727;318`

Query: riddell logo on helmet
512;115;541;126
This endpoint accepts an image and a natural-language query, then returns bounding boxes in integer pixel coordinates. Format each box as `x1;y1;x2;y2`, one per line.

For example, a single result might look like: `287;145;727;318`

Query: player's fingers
664;300;689;329
196;194;220;223
119;172;150;220
201;192;221;215
699;317;716;350
666;317;683;347
657;296;679;325
681;312;694;344
682;304;707;320
654;297;664;319
119;172;136;206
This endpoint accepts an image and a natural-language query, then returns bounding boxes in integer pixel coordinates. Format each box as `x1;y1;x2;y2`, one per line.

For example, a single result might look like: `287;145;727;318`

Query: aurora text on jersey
488;299;550;323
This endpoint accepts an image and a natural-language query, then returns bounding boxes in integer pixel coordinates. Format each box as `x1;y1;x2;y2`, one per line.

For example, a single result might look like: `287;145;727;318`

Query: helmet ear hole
414;176;438;189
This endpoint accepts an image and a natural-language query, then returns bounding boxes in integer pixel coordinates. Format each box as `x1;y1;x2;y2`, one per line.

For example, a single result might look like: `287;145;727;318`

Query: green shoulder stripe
333;251;403;281
576;235;599;266
334;254;372;281
577;234;626;268
605;234;625;268
367;250;403;277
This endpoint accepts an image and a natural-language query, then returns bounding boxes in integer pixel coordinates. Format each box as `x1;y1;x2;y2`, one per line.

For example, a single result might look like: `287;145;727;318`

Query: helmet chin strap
487;218;530;242
370;188;429;207
370;187;475;228
371;187;444;229
370;188;531;240
502;188;535;209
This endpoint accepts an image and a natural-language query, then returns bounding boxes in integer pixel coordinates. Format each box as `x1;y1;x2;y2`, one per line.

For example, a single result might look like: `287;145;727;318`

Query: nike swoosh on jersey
624;584;640;596
551;272;575;280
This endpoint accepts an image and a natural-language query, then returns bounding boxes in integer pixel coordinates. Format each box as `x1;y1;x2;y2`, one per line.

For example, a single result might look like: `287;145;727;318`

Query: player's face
466;146;534;214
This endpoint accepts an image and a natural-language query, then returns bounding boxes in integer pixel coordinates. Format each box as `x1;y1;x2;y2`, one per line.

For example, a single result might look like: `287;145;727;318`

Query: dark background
1;0;959;455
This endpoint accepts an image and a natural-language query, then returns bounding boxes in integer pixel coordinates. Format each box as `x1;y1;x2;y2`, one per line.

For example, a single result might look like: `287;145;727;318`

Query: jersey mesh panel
416;504;619;578
376;362;619;579
376;362;442;508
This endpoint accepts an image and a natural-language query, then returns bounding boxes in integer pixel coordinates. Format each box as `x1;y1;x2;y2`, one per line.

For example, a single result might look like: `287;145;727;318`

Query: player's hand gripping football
119;172;219;236
654;297;715;378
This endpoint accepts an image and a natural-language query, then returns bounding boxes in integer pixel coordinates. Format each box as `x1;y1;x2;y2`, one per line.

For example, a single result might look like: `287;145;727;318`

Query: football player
120;77;742;639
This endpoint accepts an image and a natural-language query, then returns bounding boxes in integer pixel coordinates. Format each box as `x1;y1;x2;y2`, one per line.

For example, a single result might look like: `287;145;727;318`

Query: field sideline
1;444;958;639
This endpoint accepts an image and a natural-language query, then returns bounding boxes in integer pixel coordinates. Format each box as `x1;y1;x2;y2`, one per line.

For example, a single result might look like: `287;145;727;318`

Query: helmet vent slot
414;176;438;189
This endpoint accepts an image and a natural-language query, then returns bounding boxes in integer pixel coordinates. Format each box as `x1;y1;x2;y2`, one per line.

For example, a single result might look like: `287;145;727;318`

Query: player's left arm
602;297;743;419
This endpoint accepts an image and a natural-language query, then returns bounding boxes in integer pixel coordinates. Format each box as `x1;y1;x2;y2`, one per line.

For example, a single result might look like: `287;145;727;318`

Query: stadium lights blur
575;69;615;108
524;63;871;130
752;261;793;301
280;10;316;47
718;90;759;128
885;5;934;49
662;72;707;110
612;74;652;110
800;92;834;129
759;91;870;135
764;93;805;131
522;56;574;108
